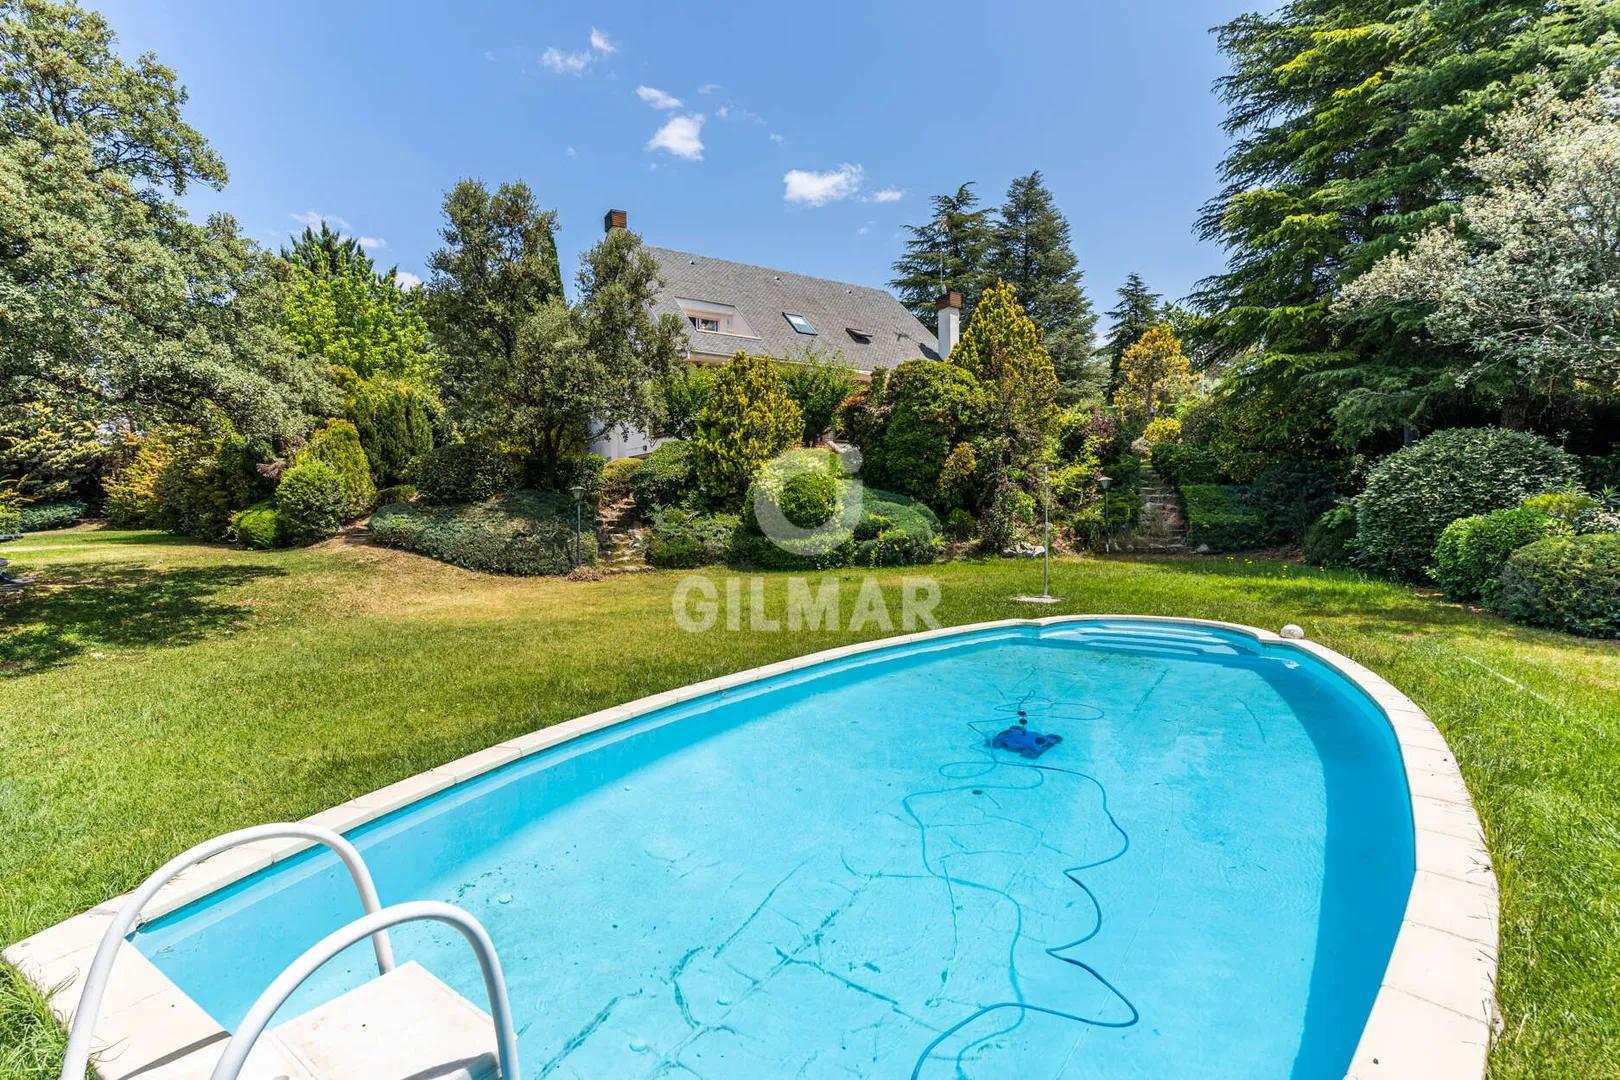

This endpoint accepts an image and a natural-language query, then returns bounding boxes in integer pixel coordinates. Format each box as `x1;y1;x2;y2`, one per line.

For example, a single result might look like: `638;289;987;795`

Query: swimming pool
130;619;1417;1078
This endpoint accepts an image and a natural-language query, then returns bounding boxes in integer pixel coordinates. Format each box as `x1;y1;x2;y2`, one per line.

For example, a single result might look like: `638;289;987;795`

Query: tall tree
1112;324;1196;424
1195;0;1620;443
0;0;330;445
281;239;438;384
1101;273;1164;383
985;171;1099;403
425;178;564;409
282;221;374;277
889;183;993;332
950;281;1058;478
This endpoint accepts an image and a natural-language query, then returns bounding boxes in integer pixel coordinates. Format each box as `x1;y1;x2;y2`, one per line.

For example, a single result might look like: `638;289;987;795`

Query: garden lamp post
569;485;585;567
1013;465;1061;604
1099;475;1113;553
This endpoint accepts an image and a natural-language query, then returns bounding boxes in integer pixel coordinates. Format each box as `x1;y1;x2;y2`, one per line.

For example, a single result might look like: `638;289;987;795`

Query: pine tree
1101;273;1164;384
950;281;1058;476
889;183;993;332
985;171;1099;402
282;222;374;277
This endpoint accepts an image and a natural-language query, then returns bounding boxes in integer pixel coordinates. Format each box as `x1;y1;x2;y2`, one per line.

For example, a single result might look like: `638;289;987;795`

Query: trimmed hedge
276;461;345;545
644;509;738;568
1356;428;1580;580
631;440;697;514
734;485;941;569
369;489;592;575
1432;507;1556;602
232;501;285;549
415;443;517;504
19;500;85;532
1183;484;1265;552
1150;442;1221;488
1493;534;1620;637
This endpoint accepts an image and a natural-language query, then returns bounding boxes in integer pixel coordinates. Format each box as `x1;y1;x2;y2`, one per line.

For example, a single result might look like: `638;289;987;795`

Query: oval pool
133;619;1415;1078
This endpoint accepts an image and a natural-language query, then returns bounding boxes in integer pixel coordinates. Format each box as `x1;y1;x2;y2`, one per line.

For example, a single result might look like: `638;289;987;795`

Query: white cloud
565;146;578;157
696;83;721;95
783;163;864;207
768;132;785;144
636;85;682;110
541;28;615;75
358;236;385;251
855;224;871;236
872;187;904;203
483;50;496;62
395;270;422;289
715;104;731;120
290;210;349;230
646;113;705;160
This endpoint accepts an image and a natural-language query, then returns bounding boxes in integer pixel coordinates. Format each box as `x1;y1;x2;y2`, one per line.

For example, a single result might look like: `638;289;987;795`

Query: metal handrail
59;823;395;1080
209;901;520;1080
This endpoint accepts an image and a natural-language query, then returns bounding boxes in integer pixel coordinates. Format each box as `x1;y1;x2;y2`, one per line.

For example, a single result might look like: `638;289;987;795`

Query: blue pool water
133;620;1414;1078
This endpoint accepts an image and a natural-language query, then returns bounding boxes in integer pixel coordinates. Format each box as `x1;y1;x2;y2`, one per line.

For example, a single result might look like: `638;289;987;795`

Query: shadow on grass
0;562;285;676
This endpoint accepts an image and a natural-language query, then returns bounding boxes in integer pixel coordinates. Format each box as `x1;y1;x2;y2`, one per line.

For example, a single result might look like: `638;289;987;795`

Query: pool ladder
57;823;522;1080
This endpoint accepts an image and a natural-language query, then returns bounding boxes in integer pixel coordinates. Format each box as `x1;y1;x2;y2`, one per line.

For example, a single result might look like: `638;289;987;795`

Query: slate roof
644;246;939;371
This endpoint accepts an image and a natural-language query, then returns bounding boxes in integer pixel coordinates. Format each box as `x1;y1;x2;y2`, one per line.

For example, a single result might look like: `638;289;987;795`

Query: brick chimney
935;290;962;360
603;208;628;234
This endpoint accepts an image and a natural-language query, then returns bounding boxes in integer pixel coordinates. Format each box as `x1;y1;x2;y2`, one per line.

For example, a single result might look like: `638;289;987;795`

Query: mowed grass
1;527;1617;1078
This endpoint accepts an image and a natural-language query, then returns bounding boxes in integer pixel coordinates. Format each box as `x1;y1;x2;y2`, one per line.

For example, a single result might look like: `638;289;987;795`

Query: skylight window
784;312;817;335
846;327;873;344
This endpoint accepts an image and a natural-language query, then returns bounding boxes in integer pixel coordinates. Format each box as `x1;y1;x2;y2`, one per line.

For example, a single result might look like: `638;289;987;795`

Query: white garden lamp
1014;465;1061;605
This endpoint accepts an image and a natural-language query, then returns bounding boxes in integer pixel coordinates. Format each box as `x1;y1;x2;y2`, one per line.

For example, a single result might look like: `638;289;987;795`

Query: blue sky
97;0;1253;314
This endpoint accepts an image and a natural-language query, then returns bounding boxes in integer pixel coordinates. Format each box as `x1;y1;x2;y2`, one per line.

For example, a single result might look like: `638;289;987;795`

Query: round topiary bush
1493;533;1620;637
1355;428;1581;580
1431;507;1556;602
778;470;839;529
232;501;285;549
276;460;345;545
414;442;517;504
294;419;376;520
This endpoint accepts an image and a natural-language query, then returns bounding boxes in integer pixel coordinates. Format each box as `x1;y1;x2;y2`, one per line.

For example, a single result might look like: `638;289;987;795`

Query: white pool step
139;962;498;1080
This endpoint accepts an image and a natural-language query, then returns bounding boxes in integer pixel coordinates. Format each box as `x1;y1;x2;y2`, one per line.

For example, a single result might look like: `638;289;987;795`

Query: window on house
784;312;817;335
846;327;873;344
674;298;756;338
690;315;721;332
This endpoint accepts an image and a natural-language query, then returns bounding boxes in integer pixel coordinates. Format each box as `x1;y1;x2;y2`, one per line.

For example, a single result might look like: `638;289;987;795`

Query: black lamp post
569;484;585;567
1099;475;1113;553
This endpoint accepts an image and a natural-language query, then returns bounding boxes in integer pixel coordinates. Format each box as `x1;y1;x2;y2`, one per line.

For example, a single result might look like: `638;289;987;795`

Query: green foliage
857;359;985;508
281;246;438;383
644;508;738;568
562;453;606;508
376;484;417;504
1150;442;1221;488
733;486;940;570
152;424;273;541
1303;504;1358;568
693;353;803;503
369;489;591;575
1102;273;1166;388
778;470;840;529
293;419;375;520
978;484;1037;553
779;349;859;443
18;500;84;532
1183;484;1265;553
1493;534;1620;637
103;438;170;528
1356;428;1582;579
275;460;345;545
1521;491;1601;531
630;440;698;514
0;486;20;534
342;377;440;485
414;442;518;504
944;507;978;542
1247;459;1340;545
601;458;641;505
0;396;108;501
650;366;716;440
890;183;993;331
282;221;374;277
231;501;285;549
0;1;333;443
1433;508;1557;603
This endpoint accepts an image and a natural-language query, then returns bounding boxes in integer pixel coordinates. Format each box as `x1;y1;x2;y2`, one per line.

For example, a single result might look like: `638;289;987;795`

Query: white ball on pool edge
1280;624;1305;640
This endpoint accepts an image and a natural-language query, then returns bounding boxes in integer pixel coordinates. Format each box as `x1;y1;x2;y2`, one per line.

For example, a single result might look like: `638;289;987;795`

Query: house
588;209;959;458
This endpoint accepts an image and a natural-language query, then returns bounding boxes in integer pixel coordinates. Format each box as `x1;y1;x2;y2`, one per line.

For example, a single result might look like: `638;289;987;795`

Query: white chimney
936;290;962;360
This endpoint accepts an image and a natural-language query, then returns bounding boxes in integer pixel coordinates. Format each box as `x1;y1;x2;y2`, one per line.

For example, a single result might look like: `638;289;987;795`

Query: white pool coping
7;615;1499;1080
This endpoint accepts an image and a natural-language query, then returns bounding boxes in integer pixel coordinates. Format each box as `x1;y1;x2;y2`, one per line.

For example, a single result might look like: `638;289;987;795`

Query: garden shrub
1432;507;1556;602
562;453;606;508
1248;459;1340;544
152;427;263;541
294;419;376;520
276;460;345;545
858;360;985;507
644;509;738;568
979;485;1037;553
778;470;840;529
369;490;591;575
733;486;940;569
1302;504;1357;567
631;440;698;514
1356;428;1581;580
1493;533;1620;637
414;442;518;504
0;489;20;534
1142;416;1182;447
1183;484;1265;552
779;351;859;443
945;508;978;542
232;501;284;549
1149;442;1221;488
344;378;439;486
376;484;417;504
104;437;171;527
601;457;642;505
18;501;85;531
693;352;803;503
1520;491;1599;530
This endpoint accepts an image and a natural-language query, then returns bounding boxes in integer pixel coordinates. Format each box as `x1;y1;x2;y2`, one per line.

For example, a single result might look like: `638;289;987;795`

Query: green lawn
2;528;1616;1078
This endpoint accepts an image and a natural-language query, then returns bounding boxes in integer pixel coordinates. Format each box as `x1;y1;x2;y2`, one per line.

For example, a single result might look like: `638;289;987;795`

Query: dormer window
674;298;756;338
691;315;721;332
784;312;817;335
846;327;873;344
